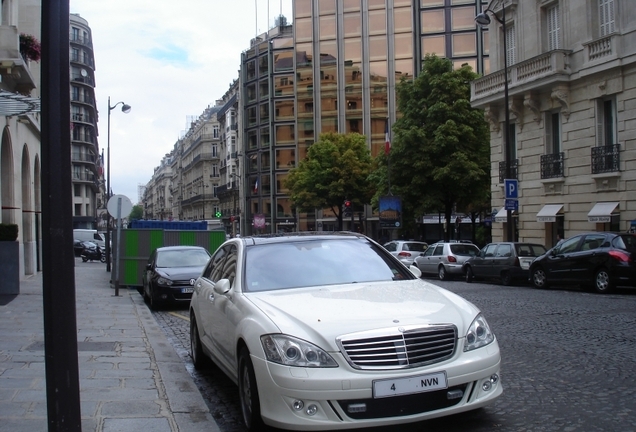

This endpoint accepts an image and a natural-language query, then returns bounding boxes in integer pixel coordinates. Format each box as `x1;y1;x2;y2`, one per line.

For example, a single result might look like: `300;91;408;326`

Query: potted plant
19;33;41;62
0;223;19;295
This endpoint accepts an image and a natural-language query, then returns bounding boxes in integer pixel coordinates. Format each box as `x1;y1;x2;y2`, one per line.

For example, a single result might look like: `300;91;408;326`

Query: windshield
156;249;210;268
244;238;413;292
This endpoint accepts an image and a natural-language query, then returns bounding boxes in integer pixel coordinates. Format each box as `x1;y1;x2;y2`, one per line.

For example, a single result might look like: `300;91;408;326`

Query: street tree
387;54;490;241
129;205;144;221
285;132;374;230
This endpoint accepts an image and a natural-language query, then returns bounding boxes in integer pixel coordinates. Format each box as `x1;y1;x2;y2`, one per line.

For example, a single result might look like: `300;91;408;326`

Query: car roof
155;246;208;252
236;231;370;246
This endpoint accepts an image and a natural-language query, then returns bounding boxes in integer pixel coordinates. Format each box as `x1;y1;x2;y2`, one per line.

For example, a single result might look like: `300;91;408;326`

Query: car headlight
260;334;338;368
156;277;173;286
463;313;495;352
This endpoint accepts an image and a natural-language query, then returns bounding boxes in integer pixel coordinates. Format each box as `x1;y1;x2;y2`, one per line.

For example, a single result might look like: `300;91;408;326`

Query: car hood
245;279;480;351
156;266;205;279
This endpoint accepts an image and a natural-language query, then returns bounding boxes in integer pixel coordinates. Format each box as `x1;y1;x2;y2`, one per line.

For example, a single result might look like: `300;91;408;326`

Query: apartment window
74;184;81;196
547;5;560;50
213;125;219;138
505;24;516;66
596;98;616;146
599;0;615;36
545;112;561;153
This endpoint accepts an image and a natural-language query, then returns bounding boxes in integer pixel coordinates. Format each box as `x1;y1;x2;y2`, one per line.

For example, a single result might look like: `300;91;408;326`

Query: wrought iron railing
591;144;620;174
541;152;564;179
498;159;519;183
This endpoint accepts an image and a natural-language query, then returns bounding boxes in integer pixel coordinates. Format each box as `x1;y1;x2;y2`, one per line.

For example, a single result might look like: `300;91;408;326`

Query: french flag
385;119;391;155
254;178;258;194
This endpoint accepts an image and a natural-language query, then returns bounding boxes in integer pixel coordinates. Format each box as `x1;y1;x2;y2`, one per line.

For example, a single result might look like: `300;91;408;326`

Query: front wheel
531;267;549;289
190;316;210;370
238;348;265;431
81;256;88;262
593;268;613;294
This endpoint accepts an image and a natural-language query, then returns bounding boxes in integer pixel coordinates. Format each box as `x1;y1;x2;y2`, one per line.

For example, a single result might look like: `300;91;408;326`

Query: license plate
181;287;194;294
373;371;447;398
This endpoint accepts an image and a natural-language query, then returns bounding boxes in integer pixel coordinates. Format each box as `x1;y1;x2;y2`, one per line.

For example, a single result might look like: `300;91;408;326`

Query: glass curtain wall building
242;0;487;237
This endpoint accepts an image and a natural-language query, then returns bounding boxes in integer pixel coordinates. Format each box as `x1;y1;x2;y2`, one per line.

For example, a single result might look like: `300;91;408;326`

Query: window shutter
596;100;605;147
599;0;615;37
547;5;560;50
505;24;516;66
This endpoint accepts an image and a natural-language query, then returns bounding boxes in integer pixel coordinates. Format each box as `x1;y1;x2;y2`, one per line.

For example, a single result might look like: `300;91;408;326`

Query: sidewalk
0;259;220;432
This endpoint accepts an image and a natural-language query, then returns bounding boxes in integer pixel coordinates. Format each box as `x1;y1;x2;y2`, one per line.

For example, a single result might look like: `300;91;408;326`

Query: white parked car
383;240;429;267
189;232;502;431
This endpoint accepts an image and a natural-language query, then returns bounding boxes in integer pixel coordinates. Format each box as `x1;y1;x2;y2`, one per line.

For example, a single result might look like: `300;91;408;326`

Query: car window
407;242;427;252
433;244;444;256
581;234;605;251
203;245;230;281
384;242;397;252
484;244;497;257
156;248;210;267
558;236;581;254
450;244;479;256
423;246;436;257
244;238;412;292
517;244;547;257
220;246;237;287
495;244;512;257
614;234;636;251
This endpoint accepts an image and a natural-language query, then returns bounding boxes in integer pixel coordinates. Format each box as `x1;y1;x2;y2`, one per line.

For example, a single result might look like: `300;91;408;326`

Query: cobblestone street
150;279;636;432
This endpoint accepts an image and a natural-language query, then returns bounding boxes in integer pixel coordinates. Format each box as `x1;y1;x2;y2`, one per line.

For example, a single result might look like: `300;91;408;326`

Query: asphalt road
150;277;636;432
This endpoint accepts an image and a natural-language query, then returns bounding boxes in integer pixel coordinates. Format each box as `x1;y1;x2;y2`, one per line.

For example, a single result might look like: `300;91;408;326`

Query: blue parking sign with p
504;179;518;199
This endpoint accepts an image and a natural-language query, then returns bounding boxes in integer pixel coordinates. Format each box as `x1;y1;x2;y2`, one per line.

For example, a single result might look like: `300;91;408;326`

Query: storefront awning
494;208;515;223
587;202;619;223
536;204;563;222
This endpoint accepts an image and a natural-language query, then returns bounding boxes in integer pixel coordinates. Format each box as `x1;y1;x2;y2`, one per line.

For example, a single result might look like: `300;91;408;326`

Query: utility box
112;229;226;287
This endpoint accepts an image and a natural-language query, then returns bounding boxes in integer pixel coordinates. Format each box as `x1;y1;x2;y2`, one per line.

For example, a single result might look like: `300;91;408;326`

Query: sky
69;0;293;204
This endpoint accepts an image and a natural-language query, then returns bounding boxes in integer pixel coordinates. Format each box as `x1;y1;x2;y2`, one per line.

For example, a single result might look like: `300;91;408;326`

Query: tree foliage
384;55;490;240
285;133;374;230
129;205;144;221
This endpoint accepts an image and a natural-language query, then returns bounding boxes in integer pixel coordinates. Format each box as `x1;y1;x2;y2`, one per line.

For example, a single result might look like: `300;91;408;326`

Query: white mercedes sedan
189;232;502;431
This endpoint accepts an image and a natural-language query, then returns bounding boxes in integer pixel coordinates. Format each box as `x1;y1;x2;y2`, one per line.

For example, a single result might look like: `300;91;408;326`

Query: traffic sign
504;199;519;211
504;179;518;199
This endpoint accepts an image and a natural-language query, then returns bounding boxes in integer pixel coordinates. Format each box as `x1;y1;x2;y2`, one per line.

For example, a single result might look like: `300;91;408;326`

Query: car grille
338;325;457;370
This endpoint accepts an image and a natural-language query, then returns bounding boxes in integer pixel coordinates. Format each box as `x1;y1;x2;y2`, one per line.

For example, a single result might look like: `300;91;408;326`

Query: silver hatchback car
383;240;429;267
415;242;480;280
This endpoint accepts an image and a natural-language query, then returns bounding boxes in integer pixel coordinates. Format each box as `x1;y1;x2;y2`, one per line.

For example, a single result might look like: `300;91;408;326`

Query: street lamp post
106;97;131;272
475;6;515;242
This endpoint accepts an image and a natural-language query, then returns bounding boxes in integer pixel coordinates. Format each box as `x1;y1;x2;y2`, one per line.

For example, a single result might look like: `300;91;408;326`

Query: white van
73;229;106;249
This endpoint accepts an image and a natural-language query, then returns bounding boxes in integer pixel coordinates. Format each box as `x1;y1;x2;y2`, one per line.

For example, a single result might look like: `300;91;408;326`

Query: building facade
70;14;103;230
471;0;635;246
0;0;42;278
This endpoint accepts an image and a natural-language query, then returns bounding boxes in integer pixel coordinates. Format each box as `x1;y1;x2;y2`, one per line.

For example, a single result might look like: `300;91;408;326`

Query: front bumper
152;284;194;303
252;340;502;430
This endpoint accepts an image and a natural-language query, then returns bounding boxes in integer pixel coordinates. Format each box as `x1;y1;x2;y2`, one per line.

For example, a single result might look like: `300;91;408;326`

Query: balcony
591;144;620;174
471;50;571;107
0;25;38;95
540;152;564;179
498;159;518;184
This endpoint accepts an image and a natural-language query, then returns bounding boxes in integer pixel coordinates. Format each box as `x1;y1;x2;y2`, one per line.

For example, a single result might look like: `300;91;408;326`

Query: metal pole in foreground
41;0;82;429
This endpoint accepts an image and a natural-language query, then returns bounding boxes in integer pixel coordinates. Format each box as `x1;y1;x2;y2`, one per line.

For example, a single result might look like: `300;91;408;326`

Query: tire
531;267;549;289
438;265;448;281
465;266;474;283
81;256;88;262
149;286;162;311
190;316;210;370
501;271;513;286
593;268;613;294
238;348;265;431
100;254;106;263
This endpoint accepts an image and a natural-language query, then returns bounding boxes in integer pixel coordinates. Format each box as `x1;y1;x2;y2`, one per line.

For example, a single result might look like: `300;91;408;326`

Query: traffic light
343;200;353;218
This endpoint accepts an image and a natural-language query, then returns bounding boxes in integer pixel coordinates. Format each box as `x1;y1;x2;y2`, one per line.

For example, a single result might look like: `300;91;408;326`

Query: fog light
347;403;367;413
305;404;318;416
482;380;492;391
490;374;499;384
447;389;464;400
292;400;304;411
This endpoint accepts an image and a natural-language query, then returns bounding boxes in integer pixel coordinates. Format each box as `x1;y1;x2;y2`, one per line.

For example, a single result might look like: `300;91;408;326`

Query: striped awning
0;90;41;116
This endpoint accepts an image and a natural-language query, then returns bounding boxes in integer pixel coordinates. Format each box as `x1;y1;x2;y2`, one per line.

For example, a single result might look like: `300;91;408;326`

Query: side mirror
146;263;152;270
409;265;422;278
213;278;232;295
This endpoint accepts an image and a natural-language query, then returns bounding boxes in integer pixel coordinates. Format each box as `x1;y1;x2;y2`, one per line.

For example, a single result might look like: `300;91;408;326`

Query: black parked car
142;246;211;310
529;232;636;293
464;242;547;285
